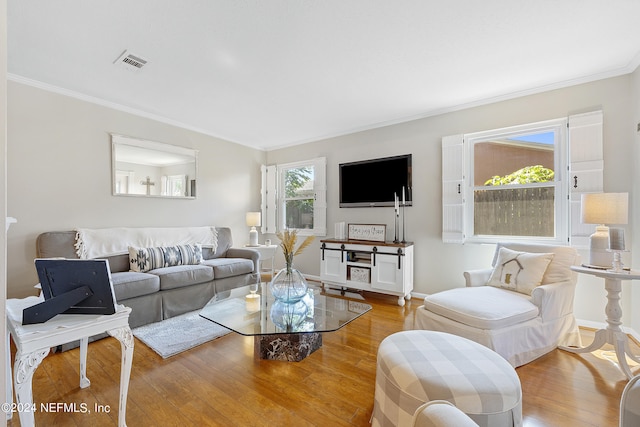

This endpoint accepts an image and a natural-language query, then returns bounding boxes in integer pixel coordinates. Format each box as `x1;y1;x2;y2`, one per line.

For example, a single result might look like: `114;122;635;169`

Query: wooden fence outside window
474;187;555;237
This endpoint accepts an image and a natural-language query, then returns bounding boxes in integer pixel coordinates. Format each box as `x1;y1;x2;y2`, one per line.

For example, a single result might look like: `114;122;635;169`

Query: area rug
132;310;231;358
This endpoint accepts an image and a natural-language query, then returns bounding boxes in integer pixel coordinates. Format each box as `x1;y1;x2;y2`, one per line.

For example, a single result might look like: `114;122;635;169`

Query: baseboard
305;274;321;283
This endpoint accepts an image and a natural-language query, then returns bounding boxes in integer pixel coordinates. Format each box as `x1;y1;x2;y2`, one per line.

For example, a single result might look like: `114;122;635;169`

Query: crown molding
9;58;639;152
6;74;263;150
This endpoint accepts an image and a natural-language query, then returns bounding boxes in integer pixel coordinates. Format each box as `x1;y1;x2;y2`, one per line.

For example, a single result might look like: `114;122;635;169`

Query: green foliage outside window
484;165;554;186
285;167;314;229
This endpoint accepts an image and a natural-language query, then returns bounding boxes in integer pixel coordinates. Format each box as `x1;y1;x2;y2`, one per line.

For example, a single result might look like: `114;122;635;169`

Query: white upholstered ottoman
371;330;522;427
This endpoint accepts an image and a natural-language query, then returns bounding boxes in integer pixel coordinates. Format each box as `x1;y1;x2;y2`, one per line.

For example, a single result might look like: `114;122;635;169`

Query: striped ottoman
372;330;522;427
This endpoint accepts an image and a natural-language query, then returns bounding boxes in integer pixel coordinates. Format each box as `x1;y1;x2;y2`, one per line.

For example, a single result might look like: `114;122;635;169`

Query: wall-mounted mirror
111;134;198;199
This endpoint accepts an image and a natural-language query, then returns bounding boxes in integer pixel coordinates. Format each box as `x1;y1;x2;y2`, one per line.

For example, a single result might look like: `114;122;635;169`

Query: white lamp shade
246;212;262;227
581;193;628;225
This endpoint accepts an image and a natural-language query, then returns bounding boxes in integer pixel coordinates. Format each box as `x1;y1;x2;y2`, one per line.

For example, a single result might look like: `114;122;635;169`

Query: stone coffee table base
255;332;323;361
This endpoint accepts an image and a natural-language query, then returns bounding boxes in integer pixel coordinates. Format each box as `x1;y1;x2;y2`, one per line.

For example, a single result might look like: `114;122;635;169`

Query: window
442;111;603;245
282;164;315;229
164;174;187;197
261;157;326;236
469;120;567;243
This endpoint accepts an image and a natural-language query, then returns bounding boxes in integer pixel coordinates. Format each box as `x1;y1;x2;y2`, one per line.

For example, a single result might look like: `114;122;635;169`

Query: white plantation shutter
442;134;465;243
261;165;277;234
313;157;327;236
568;110;603;248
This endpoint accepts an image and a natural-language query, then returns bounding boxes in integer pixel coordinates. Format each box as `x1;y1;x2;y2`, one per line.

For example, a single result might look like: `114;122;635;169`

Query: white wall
630;65;640;335
1;0;9;418
6;81;266;298
6;70;639;329
266;74;637;327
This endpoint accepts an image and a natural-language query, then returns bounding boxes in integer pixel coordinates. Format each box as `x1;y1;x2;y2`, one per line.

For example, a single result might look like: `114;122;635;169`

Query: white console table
5;297;134;426
559;266;640;379
320;239;414;306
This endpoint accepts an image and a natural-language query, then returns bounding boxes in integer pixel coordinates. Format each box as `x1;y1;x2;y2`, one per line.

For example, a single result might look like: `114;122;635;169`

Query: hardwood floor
8;290;638;426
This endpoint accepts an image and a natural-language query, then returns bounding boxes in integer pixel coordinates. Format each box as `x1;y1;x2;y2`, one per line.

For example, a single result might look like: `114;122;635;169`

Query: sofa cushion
110;271;160;300
152;264;214;290
487;247;554;295
129;244;203;272
201;258;254;279
423;286;539;329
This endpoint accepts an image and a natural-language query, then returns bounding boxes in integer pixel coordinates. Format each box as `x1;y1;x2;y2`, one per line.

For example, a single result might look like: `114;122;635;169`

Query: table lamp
581;192;628;268
246;212;261;247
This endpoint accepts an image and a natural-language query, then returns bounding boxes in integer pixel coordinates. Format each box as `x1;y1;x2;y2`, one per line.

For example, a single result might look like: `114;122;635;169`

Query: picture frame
34;258;117;315
347;224;386;242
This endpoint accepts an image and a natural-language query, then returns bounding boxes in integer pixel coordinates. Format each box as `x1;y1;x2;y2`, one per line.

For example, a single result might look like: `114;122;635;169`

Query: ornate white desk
5;296;134;426
560;266;640;379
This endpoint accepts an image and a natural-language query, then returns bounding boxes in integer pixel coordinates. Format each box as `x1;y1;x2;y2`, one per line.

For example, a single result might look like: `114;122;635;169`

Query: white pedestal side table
247;244;278;282
5;296;134;426
559;266;640;379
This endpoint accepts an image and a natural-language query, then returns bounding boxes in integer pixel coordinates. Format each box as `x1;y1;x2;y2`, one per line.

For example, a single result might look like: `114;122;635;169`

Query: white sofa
415;242;582;367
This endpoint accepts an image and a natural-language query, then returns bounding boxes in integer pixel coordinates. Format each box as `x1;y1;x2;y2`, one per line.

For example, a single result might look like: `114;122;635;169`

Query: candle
402;186;406;205
609;228;625;251
394;192;398;212
245;294;261;312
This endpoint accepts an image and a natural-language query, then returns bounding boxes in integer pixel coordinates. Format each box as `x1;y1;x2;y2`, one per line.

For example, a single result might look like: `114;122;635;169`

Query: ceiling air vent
113;50;148;72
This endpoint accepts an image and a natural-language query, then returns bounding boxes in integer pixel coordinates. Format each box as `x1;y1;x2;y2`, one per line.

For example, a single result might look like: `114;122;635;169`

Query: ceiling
8;1;640;151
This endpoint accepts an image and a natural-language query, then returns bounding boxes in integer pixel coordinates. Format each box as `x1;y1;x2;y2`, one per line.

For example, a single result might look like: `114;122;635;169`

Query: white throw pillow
487;247;554;295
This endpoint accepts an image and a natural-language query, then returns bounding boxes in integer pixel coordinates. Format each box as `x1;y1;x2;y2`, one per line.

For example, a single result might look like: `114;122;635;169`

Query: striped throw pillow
129;244;203;272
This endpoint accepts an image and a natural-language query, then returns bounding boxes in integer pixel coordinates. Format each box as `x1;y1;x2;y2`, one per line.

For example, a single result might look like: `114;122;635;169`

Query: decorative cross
140;176;155;195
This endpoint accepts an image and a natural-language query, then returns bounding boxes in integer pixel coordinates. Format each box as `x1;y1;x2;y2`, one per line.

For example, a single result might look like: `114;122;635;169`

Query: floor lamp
581;192;628;269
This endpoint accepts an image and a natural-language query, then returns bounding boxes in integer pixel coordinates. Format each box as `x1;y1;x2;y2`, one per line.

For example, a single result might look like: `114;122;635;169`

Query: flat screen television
339;154;412;208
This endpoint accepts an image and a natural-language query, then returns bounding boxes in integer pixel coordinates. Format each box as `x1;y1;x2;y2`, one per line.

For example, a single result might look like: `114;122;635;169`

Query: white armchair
415;242;582;367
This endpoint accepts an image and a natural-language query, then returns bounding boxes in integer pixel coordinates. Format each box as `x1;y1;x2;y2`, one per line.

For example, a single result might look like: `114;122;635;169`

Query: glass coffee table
200;283;371;361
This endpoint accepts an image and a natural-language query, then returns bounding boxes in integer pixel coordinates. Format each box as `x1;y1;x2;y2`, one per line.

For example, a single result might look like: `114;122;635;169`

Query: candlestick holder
607;227;628;273
401;203;406;243
393;209;399;243
607;249;629;273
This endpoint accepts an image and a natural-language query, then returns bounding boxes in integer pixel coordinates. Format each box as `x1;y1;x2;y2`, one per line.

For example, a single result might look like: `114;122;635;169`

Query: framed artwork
348;224;386;242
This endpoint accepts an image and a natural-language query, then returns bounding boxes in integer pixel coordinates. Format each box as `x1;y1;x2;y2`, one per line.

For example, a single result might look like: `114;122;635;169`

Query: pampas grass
276;229;315;266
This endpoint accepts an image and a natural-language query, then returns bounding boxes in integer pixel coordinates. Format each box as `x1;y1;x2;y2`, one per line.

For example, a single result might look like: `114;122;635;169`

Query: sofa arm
225;248;260;273
531;280;577;322
463;269;493;287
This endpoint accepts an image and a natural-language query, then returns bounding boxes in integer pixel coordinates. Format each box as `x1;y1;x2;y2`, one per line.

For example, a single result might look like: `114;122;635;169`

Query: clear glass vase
269;299;308;332
270;265;308;303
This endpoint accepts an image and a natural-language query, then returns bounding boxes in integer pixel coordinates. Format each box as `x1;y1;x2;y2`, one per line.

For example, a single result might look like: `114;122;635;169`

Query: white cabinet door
320;245;346;284
371;251;403;292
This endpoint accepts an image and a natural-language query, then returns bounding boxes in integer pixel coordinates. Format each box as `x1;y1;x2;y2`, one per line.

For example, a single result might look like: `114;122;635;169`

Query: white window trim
261;157;326;237
466;118;567;245
442;111;603;246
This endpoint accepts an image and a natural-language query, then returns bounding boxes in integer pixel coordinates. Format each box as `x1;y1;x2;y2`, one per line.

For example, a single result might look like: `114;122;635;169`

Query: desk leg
612;331;637;379
559;277;639;379
108;326;134;427
601;278;640;379
79;337;90;388
14;348;49;427
560;328;608;354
